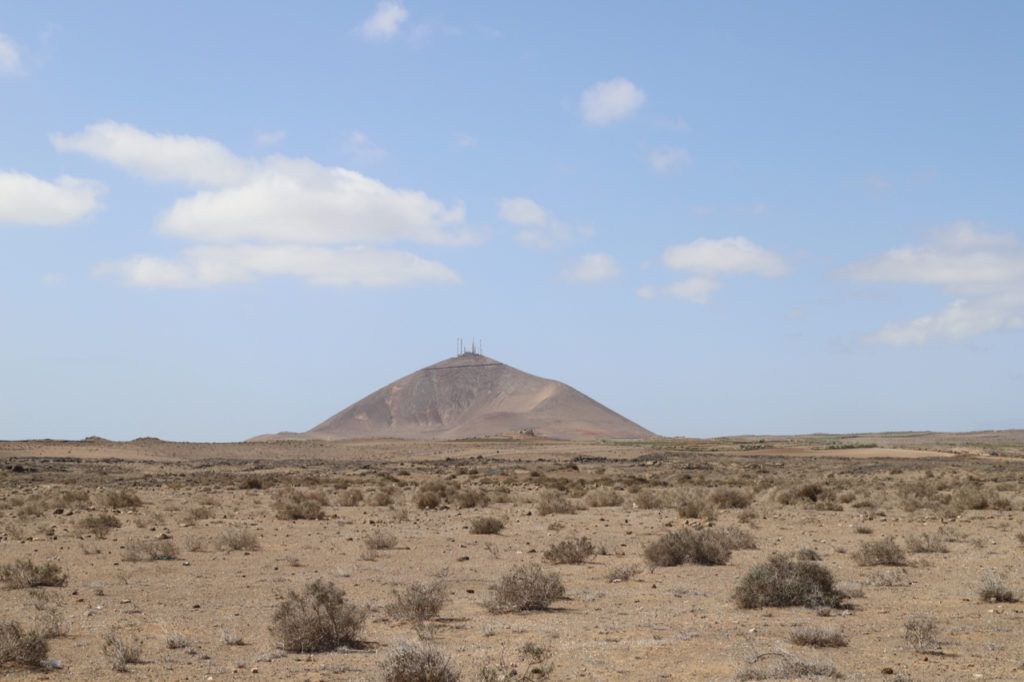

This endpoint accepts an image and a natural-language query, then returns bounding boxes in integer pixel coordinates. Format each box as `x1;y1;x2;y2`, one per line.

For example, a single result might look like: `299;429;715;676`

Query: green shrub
734;555;846;609
270;579;366;652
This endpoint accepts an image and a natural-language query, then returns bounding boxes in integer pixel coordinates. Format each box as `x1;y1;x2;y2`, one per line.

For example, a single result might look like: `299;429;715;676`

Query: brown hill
255;353;655;441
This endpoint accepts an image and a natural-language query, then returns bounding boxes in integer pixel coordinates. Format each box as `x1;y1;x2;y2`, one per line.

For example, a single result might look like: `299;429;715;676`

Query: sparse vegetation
103;629;144;672
269;579;366;652
978;573;1017;603
216;527;260;552
905;532;948;553
380;641;460;682
100;489;143;509
77;512;122;538
644;527;742;567
273;489;327;520
364;528;398;550
487;564;566;613
123;538;178;562
789;625;848;648
852;538;906;566
386;580;448;623
469;516;504;534
904;615;940;652
0;560;67;589
734;555;846;609
0;621;48;668
543;536;595;564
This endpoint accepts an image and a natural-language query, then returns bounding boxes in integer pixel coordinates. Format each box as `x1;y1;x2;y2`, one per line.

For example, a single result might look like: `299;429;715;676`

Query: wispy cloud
345;130;388;163
839;222;1024;345
256;130;287;146
648;146;689;173
358;1;408;41
498;197;590;249
0;171;104;226
0;34;22;75
55;121;472;289
560;253;620;283
640;237;787;303
580;77;645;126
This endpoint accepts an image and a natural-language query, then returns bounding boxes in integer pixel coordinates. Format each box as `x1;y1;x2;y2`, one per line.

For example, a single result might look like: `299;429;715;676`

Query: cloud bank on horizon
1;2;1022;440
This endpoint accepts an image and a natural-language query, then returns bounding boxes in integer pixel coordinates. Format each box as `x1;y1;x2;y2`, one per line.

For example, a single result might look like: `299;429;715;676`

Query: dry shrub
469;517;504;535
99;489;143;509
736;652;841;680
455;488;488;509
386;581;448;623
380;641;459;682
270;580;365;653
605;564;642;582
216;528;260;552
905;532;947;553
486;564;566;613
789;625;848;647
164;630;189;649
535;491;575;516
0;621;48;668
122;538;178;562
584;488;623;507
363;529;398;550
852;538;906;566
775;483;829;506
644;527;734;567
0;560;67;589
543;536;595;564
633;488;669;509
734;555;846;609
102;629;143;672
336;489;363;506
184;506;215;524
795;547;821;561
904;615;940;652
29;590;67;639
978;573;1017;603
676;494;717;521
77;513;121;538
273;489;327;520
710;487;753;509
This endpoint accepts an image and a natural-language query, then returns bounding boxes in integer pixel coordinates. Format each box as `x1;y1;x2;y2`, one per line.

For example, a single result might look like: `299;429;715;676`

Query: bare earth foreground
2;432;1023;680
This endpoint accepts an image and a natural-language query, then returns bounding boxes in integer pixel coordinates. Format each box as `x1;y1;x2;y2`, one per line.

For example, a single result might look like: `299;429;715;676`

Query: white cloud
96;244;459;289
56;121;472;289
662;237;787;276
0;171;104;226
55;122;472;247
561;253;620;283
0;34;22;75
345;130;388;163
359;1;408;40
666;277;719;304
256;130;287;146
580;78;645;126
498;197;589;249
648;146;689;173
52;121;251;186
453;133;478;148
839;222;1024;345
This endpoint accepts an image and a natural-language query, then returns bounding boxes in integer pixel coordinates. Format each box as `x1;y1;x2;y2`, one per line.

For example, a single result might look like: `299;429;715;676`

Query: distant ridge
253;353;655;441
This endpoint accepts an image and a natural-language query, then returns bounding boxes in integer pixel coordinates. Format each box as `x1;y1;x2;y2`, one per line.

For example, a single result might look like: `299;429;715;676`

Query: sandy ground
1;435;1023;680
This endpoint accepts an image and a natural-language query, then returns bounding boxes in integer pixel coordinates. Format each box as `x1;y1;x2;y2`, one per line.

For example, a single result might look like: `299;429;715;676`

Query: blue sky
2;2;1022;440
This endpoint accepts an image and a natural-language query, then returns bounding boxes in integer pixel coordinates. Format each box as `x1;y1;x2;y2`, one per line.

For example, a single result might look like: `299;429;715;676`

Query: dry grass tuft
469;517;504;534
0;560;67;589
379;641;460;682
789;625;848;648
734;555;846;609
904;615;940;652
978;573;1017;603
216;528;260;552
543;536;595;564
486;564;566;613
273;489;327;520
269;579;366;653
852;538;906;566
0;621;48;668
102;629;143;672
123;538;178;562
386;580;448;623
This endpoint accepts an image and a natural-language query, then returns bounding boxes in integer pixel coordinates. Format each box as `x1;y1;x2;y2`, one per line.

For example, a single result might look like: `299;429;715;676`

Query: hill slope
256;353;655;441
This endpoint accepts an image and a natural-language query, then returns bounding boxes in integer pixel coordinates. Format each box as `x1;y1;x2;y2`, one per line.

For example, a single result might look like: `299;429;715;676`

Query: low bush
363;529;398;550
734;555;846;609
852;538;906;566
100;489;143;509
978;574;1017;603
216;528;260;552
102;629;143;672
0;621;48;668
269;579;366;652
0;560;67;589
904;615;940;652
77;513;122;539
535;491;575;516
710;487;753;509
584;488;623;507
273;489;326;520
736;653;841;680
123;538;178;562
644;527;732;567
469;517;504;535
386;581;448;623
379;641;460;682
487;564;566;613
543;536;595;564
789;625;848;648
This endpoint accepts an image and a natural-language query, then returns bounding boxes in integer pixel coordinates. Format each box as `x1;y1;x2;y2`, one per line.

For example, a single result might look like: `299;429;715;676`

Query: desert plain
2;431;1024;680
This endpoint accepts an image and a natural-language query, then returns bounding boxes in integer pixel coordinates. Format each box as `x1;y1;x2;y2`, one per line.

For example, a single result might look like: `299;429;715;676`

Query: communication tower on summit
456;338;483;356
